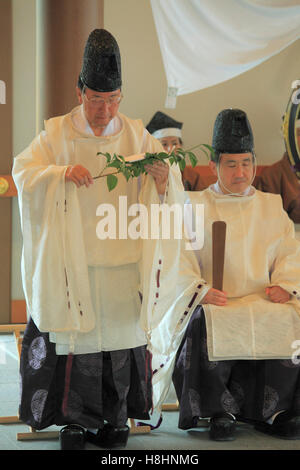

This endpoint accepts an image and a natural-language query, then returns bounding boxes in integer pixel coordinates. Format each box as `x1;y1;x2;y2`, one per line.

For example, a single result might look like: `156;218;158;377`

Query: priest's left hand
265;286;291;303
144;161;169;195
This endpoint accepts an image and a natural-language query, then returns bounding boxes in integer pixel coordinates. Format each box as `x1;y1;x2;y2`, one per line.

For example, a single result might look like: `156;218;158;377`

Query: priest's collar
212;181;255;197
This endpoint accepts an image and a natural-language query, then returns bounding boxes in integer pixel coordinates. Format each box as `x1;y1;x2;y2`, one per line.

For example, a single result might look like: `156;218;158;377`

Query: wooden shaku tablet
212;221;226;291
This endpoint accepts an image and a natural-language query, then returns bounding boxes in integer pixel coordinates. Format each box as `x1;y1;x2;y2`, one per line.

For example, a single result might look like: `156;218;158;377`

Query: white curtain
150;0;300;107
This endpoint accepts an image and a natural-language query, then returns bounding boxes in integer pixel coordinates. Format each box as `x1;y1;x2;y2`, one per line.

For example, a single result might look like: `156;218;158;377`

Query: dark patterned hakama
173;306;300;430
19;318;152;430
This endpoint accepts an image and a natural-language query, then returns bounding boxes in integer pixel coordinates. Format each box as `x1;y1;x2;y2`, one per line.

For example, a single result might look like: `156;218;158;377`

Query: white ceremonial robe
190;187;300;361
13;106;183;354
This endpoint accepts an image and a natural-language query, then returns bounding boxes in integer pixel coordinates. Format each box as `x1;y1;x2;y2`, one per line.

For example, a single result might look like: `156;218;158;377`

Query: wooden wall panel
37;0;104;130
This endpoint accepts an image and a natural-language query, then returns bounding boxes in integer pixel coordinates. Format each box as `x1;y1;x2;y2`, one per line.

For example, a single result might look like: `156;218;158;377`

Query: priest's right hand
65;165;94;188
202;288;227;306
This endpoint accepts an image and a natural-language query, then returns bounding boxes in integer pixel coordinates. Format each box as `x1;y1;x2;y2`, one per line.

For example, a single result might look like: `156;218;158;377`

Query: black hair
211;149;220;163
77;75;84;92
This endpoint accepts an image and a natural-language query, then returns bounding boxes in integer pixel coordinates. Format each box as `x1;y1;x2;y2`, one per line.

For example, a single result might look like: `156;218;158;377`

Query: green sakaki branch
94;144;214;191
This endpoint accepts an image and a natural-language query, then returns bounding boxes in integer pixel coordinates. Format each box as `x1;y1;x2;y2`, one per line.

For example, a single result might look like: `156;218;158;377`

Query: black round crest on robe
80;29;122;92
146;111;183;135
212;109;254;156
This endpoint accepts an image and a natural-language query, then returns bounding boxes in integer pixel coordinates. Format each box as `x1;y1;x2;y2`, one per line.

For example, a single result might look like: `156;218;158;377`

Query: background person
146;111;183;154
255;118;300;223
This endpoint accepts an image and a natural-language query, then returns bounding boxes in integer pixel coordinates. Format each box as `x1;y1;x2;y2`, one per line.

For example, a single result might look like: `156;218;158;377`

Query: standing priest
13;29;182;450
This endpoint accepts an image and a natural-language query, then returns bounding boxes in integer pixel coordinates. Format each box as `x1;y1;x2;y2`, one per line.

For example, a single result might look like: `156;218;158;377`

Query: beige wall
104;0;300;164
11;0;36;300
0;0;13;322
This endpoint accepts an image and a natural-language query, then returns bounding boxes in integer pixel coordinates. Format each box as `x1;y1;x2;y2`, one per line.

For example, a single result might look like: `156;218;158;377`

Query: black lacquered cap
212;109;254;154
146;111;183;135
80;29;122;92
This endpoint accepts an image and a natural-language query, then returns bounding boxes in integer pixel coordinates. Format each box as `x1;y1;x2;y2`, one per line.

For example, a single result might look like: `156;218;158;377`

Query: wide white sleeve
139;190;209;411
145;231;209;412
12;132;95;336
269;207;300;302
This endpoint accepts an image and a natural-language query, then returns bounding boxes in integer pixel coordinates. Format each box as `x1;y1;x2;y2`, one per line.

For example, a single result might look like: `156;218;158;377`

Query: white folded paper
124;153;145;163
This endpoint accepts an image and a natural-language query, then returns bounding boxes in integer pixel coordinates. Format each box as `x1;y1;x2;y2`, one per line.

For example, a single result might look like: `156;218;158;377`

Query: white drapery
150;0;300;107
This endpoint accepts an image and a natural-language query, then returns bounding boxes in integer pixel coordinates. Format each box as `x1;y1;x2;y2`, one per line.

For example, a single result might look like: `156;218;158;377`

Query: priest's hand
144;161;169;195
202;288;227;306
65;165;94;188
265;286;291;303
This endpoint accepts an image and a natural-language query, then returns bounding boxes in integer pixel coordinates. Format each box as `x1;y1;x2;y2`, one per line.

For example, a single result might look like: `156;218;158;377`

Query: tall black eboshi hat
212;109;254;158
80;29;122;92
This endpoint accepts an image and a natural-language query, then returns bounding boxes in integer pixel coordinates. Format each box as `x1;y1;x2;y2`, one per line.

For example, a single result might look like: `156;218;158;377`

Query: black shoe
59;424;86;450
86;423;129;448
209;413;236;441
254;411;300;440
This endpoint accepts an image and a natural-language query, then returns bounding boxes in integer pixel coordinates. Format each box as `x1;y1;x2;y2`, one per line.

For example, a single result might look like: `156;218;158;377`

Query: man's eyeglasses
83;91;123;107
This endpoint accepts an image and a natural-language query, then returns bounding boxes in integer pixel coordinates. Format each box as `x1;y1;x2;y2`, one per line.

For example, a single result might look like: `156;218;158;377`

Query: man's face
209;153;254;194
76;87;121;133
159;136;181;153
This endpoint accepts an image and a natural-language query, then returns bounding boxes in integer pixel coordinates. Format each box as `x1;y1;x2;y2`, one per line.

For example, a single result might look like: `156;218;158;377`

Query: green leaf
200;144;215;161
188;152;198;167
201;144;214;152
179;158;186;171
107;174;118;191
156;152;169;159
133;165;142;177
97;152;111;162
176;149;186;157
107;160;122;169
123;168;132;181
